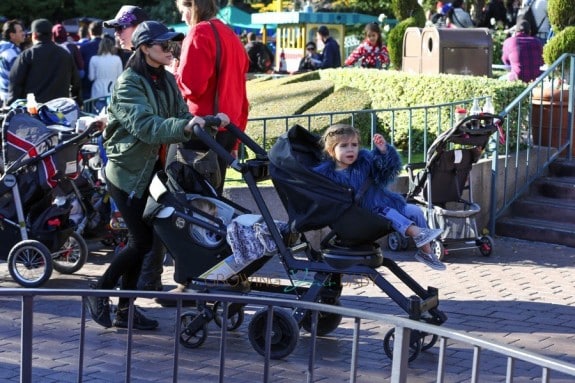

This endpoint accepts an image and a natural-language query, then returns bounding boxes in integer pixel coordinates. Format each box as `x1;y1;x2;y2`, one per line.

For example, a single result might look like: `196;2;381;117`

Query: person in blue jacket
316;25;341;69
313;124;446;271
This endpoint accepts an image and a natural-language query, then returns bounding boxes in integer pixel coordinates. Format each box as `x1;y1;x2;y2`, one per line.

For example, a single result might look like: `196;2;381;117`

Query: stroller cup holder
241;158;270;182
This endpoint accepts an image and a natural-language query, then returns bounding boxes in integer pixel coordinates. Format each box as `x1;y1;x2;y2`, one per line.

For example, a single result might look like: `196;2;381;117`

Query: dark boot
113;306;159;330
85;284;112;328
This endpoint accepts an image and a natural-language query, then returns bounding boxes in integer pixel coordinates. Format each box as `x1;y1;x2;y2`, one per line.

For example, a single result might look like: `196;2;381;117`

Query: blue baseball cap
131;20;184;50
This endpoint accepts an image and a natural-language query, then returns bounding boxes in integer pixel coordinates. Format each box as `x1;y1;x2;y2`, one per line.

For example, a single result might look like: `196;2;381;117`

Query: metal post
21;295;33;383
568;56;575;161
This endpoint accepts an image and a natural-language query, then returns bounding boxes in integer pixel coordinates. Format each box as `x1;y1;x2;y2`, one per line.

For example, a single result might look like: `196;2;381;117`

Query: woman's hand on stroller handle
184;113;230;134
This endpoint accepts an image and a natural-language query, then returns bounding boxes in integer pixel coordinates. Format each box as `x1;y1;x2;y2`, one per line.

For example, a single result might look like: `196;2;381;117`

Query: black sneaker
85;295;112;328
113;307;159;330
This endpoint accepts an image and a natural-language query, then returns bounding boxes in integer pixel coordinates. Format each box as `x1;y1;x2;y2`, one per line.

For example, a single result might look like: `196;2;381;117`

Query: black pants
97;179;153;308
167;130;236;195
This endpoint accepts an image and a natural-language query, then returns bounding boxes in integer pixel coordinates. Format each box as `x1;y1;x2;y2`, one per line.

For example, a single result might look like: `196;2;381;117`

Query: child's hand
373;134;387;153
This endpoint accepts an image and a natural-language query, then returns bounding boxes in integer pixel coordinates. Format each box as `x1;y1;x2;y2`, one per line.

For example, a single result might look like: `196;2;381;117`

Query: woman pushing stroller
85;20;230;330
313;124;446;271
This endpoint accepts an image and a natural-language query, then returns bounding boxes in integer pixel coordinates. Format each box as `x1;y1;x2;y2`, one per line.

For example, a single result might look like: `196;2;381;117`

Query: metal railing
488;53;575;233
3;288;575;383
245;97;486;165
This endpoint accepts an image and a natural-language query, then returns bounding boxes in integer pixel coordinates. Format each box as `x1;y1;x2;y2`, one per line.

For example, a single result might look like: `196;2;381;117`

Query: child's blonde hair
321;124;361;158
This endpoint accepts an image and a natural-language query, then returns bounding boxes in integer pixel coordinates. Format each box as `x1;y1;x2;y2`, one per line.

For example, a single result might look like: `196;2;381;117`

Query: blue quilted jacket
312;145;407;214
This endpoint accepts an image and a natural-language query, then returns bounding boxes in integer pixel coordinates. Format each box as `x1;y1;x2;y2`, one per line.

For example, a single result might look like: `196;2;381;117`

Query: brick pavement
1;235;575;382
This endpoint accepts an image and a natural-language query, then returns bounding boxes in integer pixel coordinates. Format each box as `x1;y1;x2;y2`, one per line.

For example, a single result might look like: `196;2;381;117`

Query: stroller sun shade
269;125;392;243
269;125;355;232
2;109;60;189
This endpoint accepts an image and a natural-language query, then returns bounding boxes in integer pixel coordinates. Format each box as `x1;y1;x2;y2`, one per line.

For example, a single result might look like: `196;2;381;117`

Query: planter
531;88;573;155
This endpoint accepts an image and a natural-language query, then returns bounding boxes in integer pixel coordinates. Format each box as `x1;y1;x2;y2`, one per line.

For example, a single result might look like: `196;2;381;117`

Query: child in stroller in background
312;124;446;271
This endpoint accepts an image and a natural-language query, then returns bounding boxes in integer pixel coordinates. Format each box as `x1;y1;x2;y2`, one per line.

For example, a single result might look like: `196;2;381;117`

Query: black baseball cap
131;20;184;50
104;5;148;28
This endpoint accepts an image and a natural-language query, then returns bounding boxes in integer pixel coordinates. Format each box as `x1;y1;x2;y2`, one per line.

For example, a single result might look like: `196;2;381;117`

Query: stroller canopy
2;108;60;189
269;125;355;233
269;125;392;243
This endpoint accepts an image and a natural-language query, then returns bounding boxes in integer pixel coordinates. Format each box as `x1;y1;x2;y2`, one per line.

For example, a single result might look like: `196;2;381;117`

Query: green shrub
391;0;426;24
387;17;419;70
292;85;374;144
547;0;575;32
246;79;335;148
246;68;528;153
543;26;575;65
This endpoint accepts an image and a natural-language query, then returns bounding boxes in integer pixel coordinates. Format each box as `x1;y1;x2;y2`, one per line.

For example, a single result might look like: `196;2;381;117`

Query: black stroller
144;120;447;361
392;113;503;260
0;106;99;287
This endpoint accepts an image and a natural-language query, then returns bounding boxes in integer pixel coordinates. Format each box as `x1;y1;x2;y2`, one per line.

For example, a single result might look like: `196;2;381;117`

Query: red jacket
176;19;249;146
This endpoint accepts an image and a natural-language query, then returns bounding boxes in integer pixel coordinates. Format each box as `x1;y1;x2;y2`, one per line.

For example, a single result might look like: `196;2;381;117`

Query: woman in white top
89;37;123;101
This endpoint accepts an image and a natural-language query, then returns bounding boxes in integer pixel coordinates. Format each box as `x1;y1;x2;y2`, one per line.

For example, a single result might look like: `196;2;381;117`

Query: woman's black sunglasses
148;40;178;52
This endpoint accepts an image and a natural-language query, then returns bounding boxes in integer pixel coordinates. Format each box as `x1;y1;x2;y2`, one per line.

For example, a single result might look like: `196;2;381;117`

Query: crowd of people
0;0;554;330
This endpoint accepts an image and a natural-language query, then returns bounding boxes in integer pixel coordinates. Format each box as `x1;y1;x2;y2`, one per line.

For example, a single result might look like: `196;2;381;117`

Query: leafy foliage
386;17;419;70
246;68;527;154
547;0;575;33
543;26;575;65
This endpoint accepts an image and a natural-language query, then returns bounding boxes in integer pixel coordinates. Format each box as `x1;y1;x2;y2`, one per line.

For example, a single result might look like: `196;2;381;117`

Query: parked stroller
391;113;503;260
0;105;99;287
145;119;447;362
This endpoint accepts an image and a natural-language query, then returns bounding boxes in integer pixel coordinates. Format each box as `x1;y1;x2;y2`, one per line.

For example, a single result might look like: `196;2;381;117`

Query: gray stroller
389;113;502;260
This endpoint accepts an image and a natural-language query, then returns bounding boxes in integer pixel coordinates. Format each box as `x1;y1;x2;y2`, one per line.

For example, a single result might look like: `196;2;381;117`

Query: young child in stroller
312;124;446;271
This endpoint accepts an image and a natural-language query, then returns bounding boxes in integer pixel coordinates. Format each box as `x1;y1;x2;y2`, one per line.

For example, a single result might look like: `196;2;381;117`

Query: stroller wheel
421;333;439;351
52;232;89;274
7;240;53;288
179;311;208;349
301;298;342;336
382;328;422;362
477;236;494;257
430;240;445;261
248;308;299;360
387;232;403;252
212;301;245;331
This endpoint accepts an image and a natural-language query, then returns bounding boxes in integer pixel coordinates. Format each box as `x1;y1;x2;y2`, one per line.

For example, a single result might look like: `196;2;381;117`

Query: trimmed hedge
246;68;527;152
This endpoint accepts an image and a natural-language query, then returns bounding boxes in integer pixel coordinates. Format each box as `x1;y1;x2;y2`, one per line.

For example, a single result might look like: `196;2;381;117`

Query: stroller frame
1;108;99;287
147;120;447;361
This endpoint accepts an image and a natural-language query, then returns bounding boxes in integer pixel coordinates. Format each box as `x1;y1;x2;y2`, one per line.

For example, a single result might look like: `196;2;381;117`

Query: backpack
516;0;543;37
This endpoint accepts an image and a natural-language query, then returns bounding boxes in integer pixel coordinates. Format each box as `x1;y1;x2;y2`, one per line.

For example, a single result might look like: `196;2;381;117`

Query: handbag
175;20;223;190
175;142;221;189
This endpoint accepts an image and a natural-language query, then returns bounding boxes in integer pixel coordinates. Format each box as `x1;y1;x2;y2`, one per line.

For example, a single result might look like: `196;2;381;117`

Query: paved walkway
1;235;574;382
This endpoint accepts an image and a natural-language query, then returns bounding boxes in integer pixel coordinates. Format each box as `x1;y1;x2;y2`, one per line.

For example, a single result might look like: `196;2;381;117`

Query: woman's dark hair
125;49;167;91
305;41;316;49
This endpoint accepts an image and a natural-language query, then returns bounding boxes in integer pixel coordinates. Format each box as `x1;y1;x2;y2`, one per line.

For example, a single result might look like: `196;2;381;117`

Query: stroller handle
200;116;267;157
192;116;268;170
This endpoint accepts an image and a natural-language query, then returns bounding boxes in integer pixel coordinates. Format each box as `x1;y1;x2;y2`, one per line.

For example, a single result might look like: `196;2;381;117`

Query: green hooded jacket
104;67;194;199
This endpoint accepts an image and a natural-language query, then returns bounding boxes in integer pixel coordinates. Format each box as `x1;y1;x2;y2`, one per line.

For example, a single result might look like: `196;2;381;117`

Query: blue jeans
375;204;427;236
